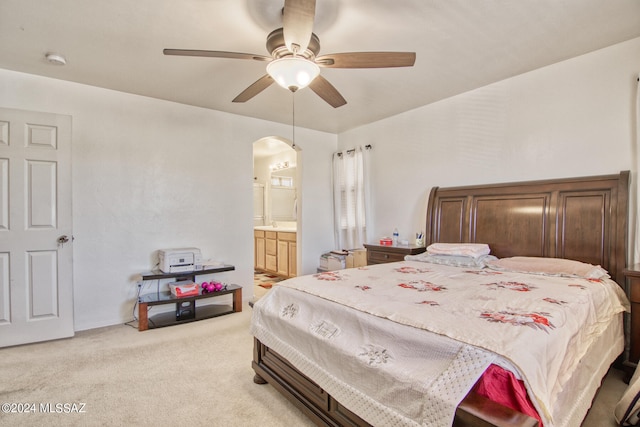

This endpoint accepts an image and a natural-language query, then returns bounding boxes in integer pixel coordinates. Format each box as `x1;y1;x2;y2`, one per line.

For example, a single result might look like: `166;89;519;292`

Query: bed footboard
252;338;538;427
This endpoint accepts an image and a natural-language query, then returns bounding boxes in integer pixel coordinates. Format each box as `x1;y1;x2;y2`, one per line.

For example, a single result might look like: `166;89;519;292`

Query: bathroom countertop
254;225;297;233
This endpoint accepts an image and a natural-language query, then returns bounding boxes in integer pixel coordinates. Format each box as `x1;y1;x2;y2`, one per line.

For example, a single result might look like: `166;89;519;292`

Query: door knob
57;235;70;247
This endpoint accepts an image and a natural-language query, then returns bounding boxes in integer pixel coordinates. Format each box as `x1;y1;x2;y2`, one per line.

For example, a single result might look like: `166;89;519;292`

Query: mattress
251;260;628;426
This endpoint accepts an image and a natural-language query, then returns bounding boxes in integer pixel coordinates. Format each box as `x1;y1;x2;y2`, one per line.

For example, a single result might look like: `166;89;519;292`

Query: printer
158;248;203;273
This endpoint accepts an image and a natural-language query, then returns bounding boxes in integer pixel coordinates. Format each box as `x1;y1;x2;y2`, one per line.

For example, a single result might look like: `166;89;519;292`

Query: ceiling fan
163;0;416;108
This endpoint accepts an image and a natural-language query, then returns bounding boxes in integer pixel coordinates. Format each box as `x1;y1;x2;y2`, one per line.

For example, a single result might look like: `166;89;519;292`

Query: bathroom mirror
270;167;296;221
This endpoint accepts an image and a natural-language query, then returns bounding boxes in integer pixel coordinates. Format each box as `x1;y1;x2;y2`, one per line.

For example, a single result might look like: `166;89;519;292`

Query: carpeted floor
0;302;315;427
0;298;629;426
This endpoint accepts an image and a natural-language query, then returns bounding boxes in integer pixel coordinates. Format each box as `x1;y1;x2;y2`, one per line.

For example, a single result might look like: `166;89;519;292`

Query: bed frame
253;171;630;427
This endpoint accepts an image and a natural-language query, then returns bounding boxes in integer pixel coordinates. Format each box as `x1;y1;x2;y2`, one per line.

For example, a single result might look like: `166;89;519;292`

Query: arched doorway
252;136;300;299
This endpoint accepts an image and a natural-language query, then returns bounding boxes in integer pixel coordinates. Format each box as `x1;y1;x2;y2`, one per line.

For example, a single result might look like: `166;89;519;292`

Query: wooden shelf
144;302;235;329
137;265;240;331
140;265;235;281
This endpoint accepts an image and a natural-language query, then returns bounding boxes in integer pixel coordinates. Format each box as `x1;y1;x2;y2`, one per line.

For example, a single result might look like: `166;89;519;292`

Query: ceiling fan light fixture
267;57;320;92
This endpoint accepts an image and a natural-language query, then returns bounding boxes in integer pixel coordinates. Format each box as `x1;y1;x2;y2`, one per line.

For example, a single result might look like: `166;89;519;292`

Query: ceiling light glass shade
266;57;320;92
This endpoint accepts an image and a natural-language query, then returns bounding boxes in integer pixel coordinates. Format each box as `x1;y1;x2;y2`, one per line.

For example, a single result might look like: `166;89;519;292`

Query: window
271;175;293;188
332;146;369;249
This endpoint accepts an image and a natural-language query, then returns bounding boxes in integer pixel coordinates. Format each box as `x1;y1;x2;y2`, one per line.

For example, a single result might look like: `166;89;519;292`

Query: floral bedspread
251;260;628;426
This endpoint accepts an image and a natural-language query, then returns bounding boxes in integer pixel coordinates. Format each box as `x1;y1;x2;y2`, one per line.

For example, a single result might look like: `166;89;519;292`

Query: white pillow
405;252;497;268
426;243;491;259
485;256;610;279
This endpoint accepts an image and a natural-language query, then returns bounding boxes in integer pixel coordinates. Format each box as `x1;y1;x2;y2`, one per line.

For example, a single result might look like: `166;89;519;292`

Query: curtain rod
336;144;372;157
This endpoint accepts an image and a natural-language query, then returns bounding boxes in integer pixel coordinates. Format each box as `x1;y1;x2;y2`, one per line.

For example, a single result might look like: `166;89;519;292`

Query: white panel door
0;107;73;347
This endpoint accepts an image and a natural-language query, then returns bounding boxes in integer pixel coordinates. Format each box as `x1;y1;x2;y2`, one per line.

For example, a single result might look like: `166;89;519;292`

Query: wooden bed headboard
425;171;630;286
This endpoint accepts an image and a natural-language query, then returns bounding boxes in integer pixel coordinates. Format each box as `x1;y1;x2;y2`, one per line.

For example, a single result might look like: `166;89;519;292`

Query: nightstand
363;243;426;265
625;265;640;366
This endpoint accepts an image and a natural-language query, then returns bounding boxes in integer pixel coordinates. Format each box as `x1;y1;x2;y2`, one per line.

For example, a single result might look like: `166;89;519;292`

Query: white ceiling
1;0;639;134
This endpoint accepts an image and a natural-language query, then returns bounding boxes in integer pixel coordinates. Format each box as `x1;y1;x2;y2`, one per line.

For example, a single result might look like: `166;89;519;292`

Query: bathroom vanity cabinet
255;229;296;278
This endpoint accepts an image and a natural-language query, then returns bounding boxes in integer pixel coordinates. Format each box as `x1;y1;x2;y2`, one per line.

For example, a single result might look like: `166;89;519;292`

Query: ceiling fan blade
163;49;271;62
316;52;416;68
308;75;346;108
283;0;316;54
232;75;275;103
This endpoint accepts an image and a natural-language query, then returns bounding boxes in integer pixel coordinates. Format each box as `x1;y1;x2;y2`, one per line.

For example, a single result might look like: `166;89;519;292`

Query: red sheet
472;364;543;426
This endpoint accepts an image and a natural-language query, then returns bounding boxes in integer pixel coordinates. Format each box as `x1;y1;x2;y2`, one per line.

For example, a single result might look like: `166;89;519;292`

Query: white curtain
332;146;370;250
633;74;640;264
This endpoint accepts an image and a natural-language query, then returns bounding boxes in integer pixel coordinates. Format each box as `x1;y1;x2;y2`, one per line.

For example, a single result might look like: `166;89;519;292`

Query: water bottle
392;228;399;246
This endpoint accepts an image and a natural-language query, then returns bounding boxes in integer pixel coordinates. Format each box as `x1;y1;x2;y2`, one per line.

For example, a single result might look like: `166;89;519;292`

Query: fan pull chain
292;92;296;148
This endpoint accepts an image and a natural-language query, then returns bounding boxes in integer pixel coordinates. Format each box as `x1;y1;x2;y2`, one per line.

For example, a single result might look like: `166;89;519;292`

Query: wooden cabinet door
277;240;289;276
255;235;265;270
265;254;278;272
288;242;297;277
